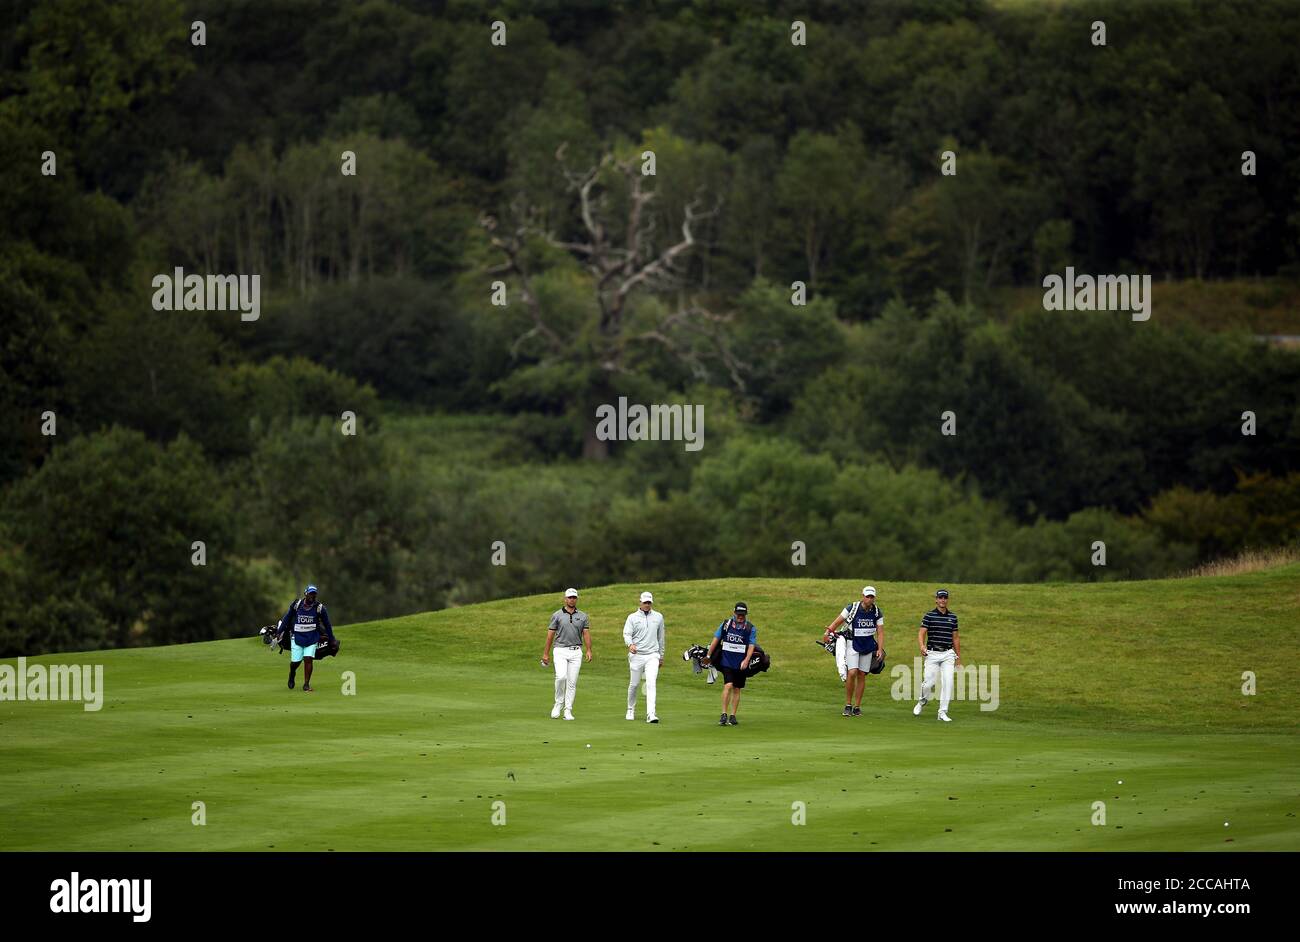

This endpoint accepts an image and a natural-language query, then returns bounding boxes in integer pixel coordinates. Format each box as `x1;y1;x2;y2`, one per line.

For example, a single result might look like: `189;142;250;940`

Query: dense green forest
2;0;1299;654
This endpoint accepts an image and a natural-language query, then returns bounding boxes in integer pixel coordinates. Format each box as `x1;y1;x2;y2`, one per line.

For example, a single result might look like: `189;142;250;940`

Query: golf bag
259;624;290;654
815;636;837;655
818;631;881;677
816;630;849;681
682;644;718;684
744;645;771;677
258;624;340;659
684;642;770;680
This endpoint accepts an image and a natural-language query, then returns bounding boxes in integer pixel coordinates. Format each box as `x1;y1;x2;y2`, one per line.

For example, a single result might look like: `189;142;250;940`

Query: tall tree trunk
582;422;611;460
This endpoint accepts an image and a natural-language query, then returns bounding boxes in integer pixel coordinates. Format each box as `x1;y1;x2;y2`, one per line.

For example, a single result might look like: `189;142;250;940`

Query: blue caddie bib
293;600;321;645
719;619;752;669
849;603;881;654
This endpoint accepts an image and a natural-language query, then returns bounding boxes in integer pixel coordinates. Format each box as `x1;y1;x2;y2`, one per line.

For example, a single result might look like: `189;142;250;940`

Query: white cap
564;587;579;598
862;585;877;597
640;591;654;603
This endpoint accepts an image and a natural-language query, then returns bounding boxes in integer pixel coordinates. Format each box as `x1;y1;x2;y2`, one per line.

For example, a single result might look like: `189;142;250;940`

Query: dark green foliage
791;295;1300;521
1144;472;1300;561
238;418;440;622
0;428;269;656
235;277;492;409
2;0;1299;654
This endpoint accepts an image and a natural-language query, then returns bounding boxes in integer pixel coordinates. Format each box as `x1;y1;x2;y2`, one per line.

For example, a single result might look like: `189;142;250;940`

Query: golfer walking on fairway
914;588;959;722
542;588;591;720
707;603;757;726
624;591;665;723
278;584;336;693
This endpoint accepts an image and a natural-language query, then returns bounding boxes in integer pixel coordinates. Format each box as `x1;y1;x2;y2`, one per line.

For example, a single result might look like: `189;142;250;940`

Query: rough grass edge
1181;546;1300;578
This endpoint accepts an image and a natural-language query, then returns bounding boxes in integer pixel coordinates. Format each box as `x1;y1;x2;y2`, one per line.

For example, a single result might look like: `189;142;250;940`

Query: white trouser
628;652;661;716
553;646;583;711
921;648;956;713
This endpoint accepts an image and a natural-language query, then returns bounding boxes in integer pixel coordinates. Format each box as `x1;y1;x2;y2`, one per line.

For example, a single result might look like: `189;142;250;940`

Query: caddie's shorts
844;645;878;672
720;666;748;689
291;639;318;662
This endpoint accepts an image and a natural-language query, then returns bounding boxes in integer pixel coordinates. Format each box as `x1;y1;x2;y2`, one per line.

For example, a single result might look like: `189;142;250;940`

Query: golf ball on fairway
1224;822;1229;827
586;744;591;748
1117;780;1123;784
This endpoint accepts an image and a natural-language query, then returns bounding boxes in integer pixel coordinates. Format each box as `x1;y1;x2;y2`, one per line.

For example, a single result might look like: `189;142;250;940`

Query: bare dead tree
480;147;733;458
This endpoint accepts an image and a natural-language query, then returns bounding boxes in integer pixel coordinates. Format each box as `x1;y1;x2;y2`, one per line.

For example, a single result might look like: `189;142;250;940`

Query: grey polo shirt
548;607;590;647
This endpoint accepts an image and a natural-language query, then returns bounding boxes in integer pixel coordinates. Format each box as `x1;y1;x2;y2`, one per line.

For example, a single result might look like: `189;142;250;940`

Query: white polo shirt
623;608;665;656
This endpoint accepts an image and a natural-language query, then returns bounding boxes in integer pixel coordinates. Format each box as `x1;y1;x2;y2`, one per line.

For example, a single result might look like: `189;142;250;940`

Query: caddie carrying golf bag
258;624;340;659
685;642;770;679
818;631;880;676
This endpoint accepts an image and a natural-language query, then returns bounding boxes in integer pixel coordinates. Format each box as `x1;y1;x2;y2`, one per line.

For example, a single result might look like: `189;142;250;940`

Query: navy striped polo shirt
921;608;958;650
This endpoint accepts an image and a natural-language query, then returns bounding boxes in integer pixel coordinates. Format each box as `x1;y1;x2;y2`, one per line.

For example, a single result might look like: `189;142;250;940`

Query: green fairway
2;568;1297;851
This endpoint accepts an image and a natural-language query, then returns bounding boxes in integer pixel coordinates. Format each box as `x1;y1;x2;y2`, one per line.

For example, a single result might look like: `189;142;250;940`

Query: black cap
734;602;748;613
935;589;949;598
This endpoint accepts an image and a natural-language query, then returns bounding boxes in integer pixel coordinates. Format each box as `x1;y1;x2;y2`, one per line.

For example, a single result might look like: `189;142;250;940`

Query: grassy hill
1;566;1297;851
